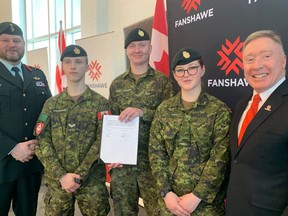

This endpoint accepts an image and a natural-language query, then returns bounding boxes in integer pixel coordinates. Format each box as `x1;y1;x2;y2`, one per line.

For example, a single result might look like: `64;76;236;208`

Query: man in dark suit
0;22;51;215
226;30;288;216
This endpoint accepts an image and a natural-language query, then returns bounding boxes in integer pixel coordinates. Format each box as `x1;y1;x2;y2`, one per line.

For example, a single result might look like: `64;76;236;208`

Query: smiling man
226;30;288;216
0;21;51;216
108;28;173;216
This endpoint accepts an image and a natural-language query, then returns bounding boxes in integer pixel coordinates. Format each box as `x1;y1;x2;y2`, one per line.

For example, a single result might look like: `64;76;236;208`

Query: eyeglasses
173;66;200;77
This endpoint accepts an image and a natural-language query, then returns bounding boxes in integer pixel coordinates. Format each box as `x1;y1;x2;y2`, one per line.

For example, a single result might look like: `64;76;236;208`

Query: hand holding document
99;115;139;165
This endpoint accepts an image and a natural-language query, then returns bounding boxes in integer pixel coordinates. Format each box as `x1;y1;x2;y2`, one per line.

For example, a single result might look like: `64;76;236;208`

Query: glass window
18;0;81;94
49;0;65;34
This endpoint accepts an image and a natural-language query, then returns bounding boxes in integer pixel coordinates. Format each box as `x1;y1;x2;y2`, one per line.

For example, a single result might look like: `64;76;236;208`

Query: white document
99;115;139;165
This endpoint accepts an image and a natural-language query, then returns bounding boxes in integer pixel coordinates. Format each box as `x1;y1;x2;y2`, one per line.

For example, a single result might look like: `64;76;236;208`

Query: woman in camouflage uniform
149;48;231;216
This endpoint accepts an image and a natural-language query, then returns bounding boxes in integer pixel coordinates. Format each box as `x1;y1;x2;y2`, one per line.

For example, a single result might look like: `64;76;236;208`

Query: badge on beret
0;22;23;36
9;24;15;32
138;30;145;37
74;47;80;55
182;51;190;59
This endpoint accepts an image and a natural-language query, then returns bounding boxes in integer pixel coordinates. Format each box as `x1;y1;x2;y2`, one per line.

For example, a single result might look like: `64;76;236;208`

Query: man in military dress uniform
35;45;110;215
0;22;51;216
108;28;173;216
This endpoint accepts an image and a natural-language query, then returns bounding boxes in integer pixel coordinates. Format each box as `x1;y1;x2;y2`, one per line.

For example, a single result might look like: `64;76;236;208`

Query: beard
0;49;24;63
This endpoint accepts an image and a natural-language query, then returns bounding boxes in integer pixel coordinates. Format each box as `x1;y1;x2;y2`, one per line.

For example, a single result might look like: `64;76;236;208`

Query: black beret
171;48;202;70
61;45;87;61
0;22;23;37
124;28;150;49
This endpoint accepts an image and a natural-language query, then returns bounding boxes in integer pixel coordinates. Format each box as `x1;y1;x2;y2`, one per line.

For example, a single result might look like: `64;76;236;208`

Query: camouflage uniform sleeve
35;100;66;181
192;104;231;203
142;76;173;122
74;99;110;180
109;81;120;115
149;105;171;192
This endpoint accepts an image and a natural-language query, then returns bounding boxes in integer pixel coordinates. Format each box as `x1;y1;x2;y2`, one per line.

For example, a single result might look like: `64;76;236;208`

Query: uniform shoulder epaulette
23;64;42;72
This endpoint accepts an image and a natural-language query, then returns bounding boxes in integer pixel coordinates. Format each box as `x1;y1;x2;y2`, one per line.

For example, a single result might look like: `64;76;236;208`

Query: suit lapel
230;96;250;155
236;80;288;154
22;65;34;90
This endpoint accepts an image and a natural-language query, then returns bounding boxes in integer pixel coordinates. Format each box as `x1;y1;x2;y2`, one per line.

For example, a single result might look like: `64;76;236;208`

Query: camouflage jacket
35;87;109;183
149;92;231;203
109;66;173;167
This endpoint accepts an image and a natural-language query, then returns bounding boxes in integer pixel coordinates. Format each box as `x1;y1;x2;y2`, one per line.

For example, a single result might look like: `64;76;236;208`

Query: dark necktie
11;67;23;87
238;94;261;145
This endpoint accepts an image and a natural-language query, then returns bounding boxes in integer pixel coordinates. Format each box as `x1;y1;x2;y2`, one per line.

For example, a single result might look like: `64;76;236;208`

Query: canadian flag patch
97;110;111;120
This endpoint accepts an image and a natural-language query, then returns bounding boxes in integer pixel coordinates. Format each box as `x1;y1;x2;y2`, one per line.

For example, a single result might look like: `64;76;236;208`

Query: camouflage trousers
110;166;160;216
44;180;110;216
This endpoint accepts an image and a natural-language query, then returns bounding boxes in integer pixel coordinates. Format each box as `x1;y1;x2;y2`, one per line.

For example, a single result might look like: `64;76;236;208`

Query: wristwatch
160;188;171;198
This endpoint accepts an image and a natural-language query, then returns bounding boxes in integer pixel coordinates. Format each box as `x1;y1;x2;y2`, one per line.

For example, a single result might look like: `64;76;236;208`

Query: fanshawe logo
217;36;243;75
34;64;41;69
175;0;213;28
208;36;248;88
87;60;108;90
88;60;102;81
181;0;201;14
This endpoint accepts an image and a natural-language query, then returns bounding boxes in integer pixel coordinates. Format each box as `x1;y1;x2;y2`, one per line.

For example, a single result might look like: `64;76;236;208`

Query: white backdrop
76;32;118;99
26;47;50;87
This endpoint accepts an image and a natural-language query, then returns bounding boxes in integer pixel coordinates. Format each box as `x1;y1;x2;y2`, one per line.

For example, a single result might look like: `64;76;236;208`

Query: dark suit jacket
0;62;51;183
226;79;288;216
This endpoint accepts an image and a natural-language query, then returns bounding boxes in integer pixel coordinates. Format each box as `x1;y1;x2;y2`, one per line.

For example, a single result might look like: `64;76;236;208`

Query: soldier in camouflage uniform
149;48;231;216
35;45;110;216
108;28;173;216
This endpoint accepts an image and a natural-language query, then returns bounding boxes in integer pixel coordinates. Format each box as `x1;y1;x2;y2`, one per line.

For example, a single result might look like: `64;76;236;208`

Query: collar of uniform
123;65;155;80
0;58;22;72
60;85;92;101
170;91;209;109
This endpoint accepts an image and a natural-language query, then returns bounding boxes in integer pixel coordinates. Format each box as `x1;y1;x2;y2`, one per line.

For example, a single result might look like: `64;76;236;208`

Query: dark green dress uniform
149;92;231;216
35;87;110;216
109;66;173;216
0;62;51;215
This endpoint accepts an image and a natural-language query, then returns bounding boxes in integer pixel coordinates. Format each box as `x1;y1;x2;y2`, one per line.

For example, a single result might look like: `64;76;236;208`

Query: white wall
1;0;157;77
81;0;156;77
0;0;12;22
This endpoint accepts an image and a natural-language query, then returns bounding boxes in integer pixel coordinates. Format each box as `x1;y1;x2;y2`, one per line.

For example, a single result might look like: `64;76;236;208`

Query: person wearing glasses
149;48;231;216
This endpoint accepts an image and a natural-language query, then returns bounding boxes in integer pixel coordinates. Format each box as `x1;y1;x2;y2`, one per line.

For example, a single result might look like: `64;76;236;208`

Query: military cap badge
0;22;23;36
9;24;15;32
60;44;87;61
182;51;190;59
138;29;145;37
171;48;202;69
74;47;81;55
124;27;150;49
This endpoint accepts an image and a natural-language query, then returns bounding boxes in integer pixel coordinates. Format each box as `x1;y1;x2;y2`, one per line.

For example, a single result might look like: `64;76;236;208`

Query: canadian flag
55;21;66;94
149;0;170;76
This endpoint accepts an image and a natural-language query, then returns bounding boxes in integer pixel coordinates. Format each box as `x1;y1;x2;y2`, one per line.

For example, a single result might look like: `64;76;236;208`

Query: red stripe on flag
153;0;168;35
55;21;66;93
149;0;170;77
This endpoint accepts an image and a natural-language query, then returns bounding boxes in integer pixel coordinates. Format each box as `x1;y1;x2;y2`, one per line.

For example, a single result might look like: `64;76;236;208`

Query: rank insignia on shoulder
36;81;46;87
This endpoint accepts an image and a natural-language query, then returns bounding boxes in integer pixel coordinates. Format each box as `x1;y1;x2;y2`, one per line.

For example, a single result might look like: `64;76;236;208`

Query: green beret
0;22;23;37
61;45;87;61
124;28;150;49
171;48;202;70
